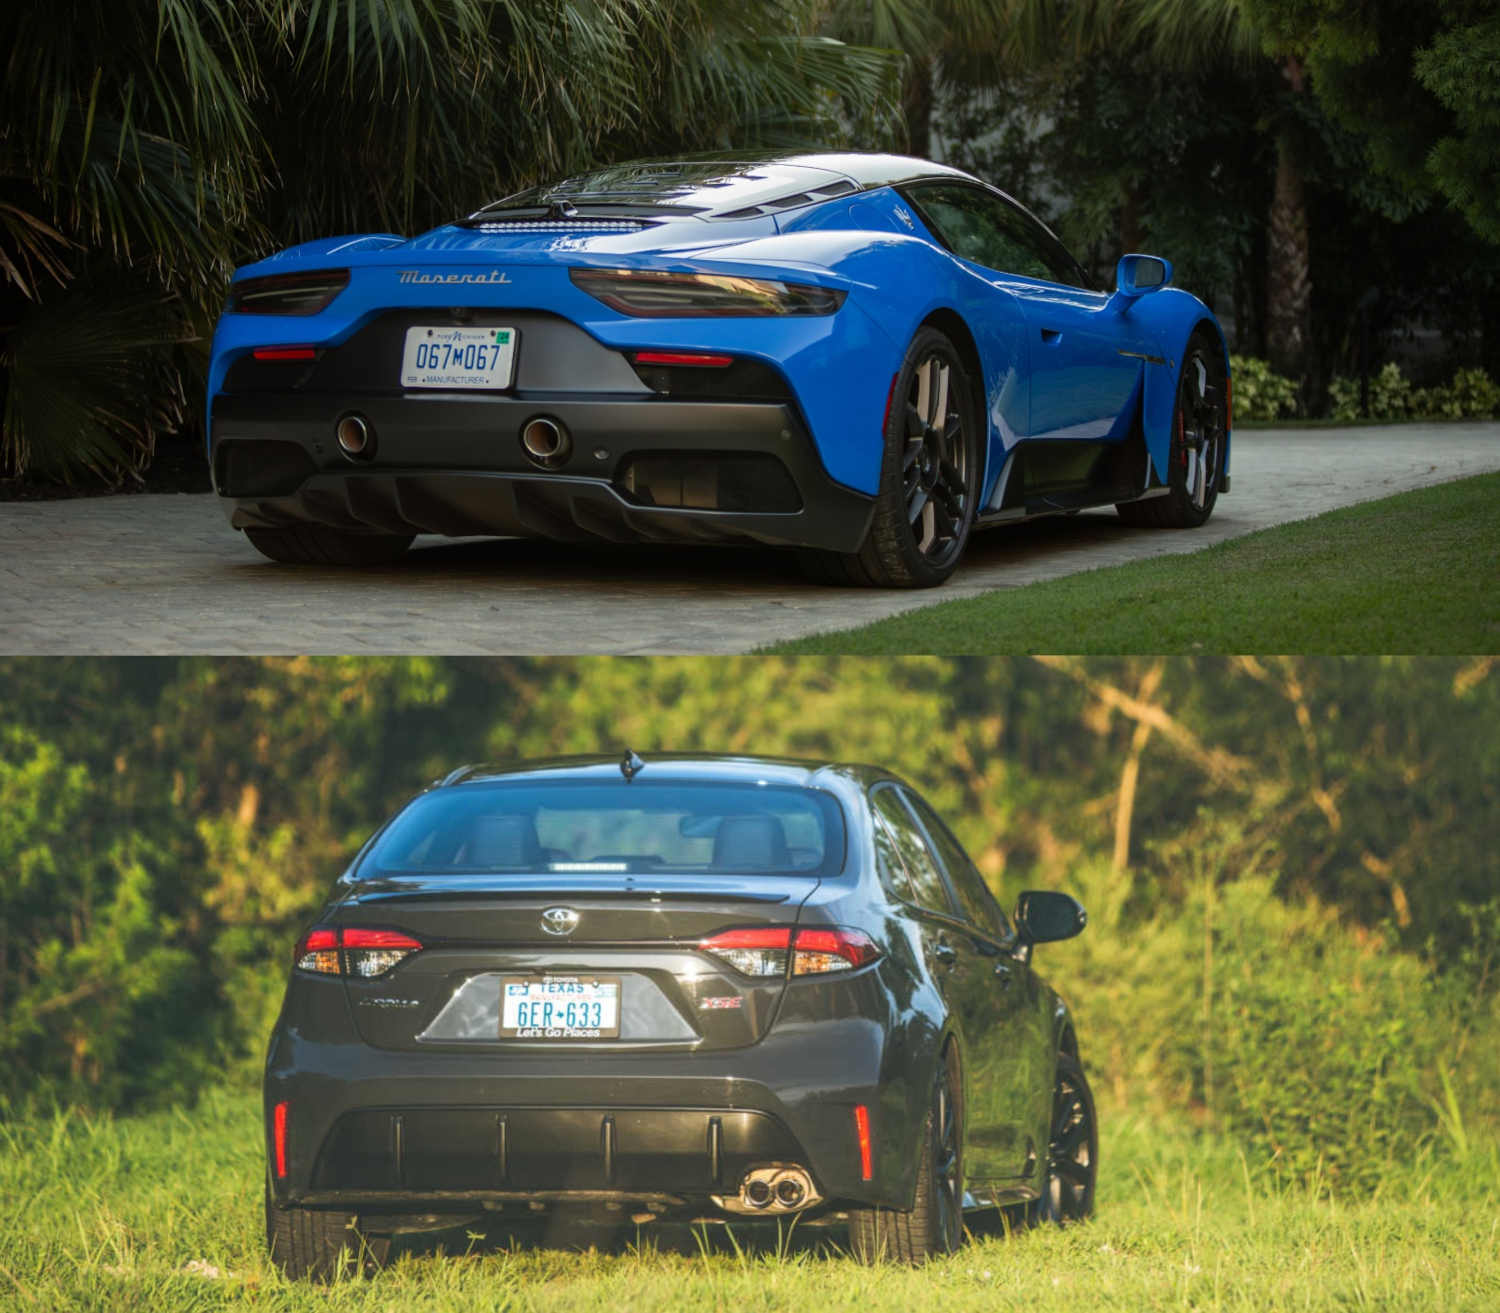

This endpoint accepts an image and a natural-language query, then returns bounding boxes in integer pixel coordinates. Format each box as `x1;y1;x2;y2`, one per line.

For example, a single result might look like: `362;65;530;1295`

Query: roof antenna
620;749;645;782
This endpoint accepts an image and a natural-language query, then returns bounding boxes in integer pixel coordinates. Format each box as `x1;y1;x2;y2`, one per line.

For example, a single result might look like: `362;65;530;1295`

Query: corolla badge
540;906;581;936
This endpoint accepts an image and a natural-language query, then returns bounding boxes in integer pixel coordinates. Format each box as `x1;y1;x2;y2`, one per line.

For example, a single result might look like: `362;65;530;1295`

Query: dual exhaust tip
333;413;573;469
718;1165;818;1215
745;1173;808;1209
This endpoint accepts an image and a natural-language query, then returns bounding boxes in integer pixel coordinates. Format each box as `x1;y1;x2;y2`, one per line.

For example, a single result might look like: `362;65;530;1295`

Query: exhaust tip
335;413;372;459
716;1164;821;1216
520;415;572;468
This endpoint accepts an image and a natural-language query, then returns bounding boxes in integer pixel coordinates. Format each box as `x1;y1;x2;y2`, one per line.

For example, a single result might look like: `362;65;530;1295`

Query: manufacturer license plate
499;976;621;1039
400;326;516;389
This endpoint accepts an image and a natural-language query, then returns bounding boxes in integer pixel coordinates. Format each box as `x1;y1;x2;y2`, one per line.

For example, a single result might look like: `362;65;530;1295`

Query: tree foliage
930;0;1500;388
1;657;1495;1124
0;0;904;483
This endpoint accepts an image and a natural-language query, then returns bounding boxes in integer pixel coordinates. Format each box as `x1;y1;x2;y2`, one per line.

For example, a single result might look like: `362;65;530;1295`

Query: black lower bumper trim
310;1105;806;1198
296;1188;691;1209
211;392;872;552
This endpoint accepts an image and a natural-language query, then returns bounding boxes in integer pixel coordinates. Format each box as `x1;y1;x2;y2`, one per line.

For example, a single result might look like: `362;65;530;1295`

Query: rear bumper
298;1106;801;1209
265;1018;903;1213
209;392;874;552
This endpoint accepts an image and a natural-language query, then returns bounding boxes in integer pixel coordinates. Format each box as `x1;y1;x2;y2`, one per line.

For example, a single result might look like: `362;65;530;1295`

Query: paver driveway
2;424;1497;654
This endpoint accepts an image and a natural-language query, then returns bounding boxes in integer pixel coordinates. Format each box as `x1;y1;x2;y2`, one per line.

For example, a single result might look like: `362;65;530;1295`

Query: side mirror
1114;253;1172;301
1015;890;1087;944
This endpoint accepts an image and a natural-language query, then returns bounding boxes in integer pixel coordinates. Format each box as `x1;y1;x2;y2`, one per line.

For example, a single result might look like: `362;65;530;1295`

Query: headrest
465;813;542;867
712;814;789;870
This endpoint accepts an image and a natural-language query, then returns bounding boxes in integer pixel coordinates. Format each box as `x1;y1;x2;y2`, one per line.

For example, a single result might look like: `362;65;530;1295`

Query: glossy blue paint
208;155;1230;502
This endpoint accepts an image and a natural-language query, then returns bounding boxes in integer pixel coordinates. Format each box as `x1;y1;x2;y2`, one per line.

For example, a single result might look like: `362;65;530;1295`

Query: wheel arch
1052;995;1082;1063
940;1022;966;1159
918;306;991;488
1139;298;1231;486
889;1018;964;1211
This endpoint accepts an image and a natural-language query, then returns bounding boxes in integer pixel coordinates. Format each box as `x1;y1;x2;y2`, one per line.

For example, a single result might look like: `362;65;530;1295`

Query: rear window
362;780;846;877
474;160;857;219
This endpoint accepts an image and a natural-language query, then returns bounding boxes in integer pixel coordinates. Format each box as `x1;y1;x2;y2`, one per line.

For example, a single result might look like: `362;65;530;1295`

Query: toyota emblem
540;907;580;936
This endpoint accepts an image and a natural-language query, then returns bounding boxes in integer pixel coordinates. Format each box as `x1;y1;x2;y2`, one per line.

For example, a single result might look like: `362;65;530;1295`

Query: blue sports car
208;153;1231;587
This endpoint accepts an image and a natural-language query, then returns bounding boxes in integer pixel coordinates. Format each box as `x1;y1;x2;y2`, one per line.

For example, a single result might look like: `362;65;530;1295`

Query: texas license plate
499;976;621;1039
400;326;516;389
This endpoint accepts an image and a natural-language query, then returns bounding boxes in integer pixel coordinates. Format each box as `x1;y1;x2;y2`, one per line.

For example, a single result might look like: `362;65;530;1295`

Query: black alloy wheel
801;326;979;588
1117;326;1227;529
930;1058;964;1247
849;1044;964;1263
1033;1051;1097;1224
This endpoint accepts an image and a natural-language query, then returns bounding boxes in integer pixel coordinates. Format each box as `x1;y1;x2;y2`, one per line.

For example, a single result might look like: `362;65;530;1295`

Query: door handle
934;942;958;966
993;962;1013;987
1040;327;1062;344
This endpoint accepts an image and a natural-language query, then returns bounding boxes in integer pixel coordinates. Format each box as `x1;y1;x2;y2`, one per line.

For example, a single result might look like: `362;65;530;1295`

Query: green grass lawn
768;473;1500;654
2;1088;1497;1311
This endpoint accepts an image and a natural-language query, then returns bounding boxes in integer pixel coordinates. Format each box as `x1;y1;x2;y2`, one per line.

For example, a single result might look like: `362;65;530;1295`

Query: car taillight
570;268;845;317
790;927;881;974
698;927;791;977
250;345;319;361
632;350;734;367
698;926;880;977
273;1100;289;1179
294;926;422;977
295;928;340;975
853;1104;873;1180
228;269;349;315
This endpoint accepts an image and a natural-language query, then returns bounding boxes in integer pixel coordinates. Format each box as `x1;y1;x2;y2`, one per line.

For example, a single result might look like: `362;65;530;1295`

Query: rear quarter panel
704;208;1031;507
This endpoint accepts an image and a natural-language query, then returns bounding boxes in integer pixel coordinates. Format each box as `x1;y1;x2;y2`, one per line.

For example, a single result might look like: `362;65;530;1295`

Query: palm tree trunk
905;54;934;157
1119;183;1144;255
1266;58;1312;386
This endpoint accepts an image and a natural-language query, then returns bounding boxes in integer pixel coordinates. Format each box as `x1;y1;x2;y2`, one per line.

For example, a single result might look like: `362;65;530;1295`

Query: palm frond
3;0;261;194
0;199;74;300
49;115;245;305
1;281;191;483
1115;0;1263;69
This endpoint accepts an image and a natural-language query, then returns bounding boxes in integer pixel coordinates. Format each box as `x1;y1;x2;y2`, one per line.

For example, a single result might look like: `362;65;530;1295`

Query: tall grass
1;1088;1497;1311
1042;864;1494;1193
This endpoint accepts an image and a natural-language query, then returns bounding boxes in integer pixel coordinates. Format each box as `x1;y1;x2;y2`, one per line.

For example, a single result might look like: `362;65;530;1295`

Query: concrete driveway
2;423;1496;654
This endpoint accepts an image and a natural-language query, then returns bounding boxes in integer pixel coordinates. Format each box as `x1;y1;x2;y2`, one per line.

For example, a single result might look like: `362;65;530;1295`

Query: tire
849;1045;963;1264
1030;1051;1098;1225
1117;325;1227;529
265;1183;390;1282
800;326;981;588
244;524;413;566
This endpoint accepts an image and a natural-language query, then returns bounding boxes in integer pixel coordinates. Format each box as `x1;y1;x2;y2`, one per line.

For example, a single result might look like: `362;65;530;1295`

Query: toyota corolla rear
264;768;904;1226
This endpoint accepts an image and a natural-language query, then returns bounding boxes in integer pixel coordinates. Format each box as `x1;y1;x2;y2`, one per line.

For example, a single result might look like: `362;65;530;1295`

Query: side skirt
977;425;1162;529
963;1184;1039;1211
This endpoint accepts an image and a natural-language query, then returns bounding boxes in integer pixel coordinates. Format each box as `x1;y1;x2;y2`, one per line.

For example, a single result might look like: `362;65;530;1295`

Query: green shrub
1329;363;1499;421
1329;362;1415;421
1051;864;1461;1192
1229;355;1299;422
1414;367;1500;420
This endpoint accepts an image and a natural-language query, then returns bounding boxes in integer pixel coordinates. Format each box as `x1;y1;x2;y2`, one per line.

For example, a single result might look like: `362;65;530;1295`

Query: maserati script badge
540;906;580;936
